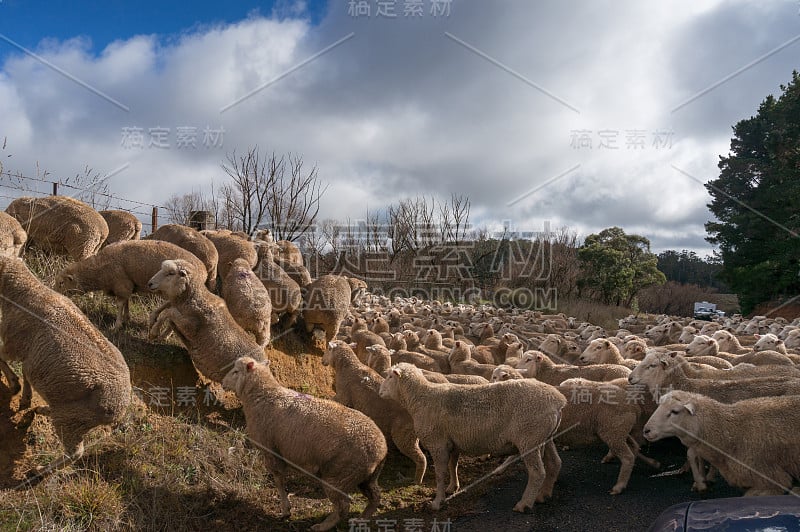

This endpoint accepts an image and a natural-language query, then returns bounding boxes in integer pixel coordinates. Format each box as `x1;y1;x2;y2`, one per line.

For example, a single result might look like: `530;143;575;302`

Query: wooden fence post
151;206;158;233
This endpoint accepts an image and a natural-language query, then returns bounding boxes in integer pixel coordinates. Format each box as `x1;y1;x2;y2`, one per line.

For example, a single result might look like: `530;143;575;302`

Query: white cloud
0;0;794;255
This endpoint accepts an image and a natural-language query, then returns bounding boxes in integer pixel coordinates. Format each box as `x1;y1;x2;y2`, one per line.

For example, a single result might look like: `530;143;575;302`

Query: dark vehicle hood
648;495;800;531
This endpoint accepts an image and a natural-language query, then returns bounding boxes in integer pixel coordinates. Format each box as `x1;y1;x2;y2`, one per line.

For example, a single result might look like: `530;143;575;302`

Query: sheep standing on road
323;341;426;483
148;259;264;382
0;256;131;479
379;362;566;513
644;390;800;495
223;356;387;532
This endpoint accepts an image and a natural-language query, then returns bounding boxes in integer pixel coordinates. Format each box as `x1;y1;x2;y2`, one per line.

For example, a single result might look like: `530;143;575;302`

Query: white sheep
0;211;27;257
516;350;631;386
6;196;108;260
55;239;208;330
223;356;387;531
147;259;264;382
302;275;352;343
379;362;566;513
578;338;638;369
627;349;800;403
322;341;426;483
221;257;272;347
99;209;142;245
0;256;131;479
643;390;800;495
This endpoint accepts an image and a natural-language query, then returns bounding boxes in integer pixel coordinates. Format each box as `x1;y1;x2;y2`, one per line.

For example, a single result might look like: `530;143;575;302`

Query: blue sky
0;0;798;256
0;0;329;52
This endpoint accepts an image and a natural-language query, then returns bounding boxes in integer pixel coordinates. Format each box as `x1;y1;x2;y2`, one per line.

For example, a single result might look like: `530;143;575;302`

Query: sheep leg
0;356;21;395
687;448;708;492
113;296;129;330
357;457;385;519
265;457;292;518
429;446;451;510
515;447;545;513
602;433;635;495
148;300;171;328
312;486;349;532
149;307;178;342
446;448;460;494
627;435;661;469
537;439;561;502
20;378;32;410
392;424;427;484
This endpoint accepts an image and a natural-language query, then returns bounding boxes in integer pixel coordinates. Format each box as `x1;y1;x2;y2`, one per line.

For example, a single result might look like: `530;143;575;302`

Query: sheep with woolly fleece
578;338;638;369
0;255;131;479
149;224;219;290
538;334;581;364
516;350;631;386
6;196;108;260
491;364;526;382
679;354;800;380
346;277;368;304
419;370;489;385
753;333;789;354
0;211;26;257
643;321;683;346
147;259;265;382
643;390;800;495
302;274;351;343
322;341;426;484
785;329;800;350
686;335;793;366
221;257;272;347
553;378;661;494
222;356;386;531
448;341;497;380
622;338;649;361
99;209;141;246
252;243;302;329
202;229;258;279
627;350;800;403
55;239;207;330
255;241;312;288
351;317;387;363
677;326;696;344
366;344;442;374
379;362;565;512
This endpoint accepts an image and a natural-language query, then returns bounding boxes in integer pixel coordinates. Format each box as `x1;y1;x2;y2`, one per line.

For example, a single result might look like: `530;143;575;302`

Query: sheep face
684;335;714;356
627;350;677;389
54;269;83;295
578;338;612;365
147;259;193;299
678;327;696;344
753;333;783;353
642;391;698;442
622;339;646;360
378;363;412;401
222;356;266;395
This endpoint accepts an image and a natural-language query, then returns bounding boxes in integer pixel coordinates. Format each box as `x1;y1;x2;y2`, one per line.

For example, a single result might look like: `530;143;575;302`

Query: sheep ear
683;402;696;415
178;267;188;277
65;274;74;282
668;351;678;358
391;367;402;378
754;333;760;339
389;349;395;355
603;339;611;347
327;341;338;349
349;342;357;349
536;354;543;361
262;359;270;367
707;339;714;345
455;341;461;347
246;361;255;372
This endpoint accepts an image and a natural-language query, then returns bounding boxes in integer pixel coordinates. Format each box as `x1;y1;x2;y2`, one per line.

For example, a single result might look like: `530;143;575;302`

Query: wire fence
0;170;165;233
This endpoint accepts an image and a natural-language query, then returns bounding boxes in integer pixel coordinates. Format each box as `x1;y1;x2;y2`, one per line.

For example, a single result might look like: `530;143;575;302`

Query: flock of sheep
0;195;799;530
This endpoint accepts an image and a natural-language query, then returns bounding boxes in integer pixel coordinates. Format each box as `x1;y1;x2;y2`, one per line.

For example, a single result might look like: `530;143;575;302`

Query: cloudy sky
0;0;797;255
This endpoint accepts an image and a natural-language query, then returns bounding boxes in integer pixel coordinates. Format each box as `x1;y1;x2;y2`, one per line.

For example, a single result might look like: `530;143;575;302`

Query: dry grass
556;298;635;330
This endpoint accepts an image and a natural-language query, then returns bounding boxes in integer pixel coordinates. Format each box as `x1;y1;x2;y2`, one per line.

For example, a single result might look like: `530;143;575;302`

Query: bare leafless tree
266;154;326;241
220;148;274;235
164;189;213;225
